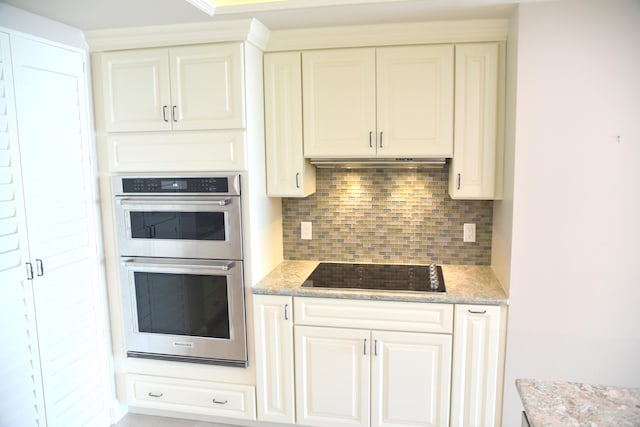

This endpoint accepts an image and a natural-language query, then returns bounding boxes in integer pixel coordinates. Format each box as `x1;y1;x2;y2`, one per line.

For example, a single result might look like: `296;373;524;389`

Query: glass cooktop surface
301;263;446;293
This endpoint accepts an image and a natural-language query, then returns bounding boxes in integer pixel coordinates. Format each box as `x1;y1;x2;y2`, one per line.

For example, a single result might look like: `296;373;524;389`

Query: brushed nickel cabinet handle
148;392;163;398
457;173;461;190
369;131;373;148
379;131;383;148
284;303;289;321
35;259;44;277
162;105;168;122
172;105;178;122
295;173;300;189
468;309;487;315
25;262;34;280
212;399;228;405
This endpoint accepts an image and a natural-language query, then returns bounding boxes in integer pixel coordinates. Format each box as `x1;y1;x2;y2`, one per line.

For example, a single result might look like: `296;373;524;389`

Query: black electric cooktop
301;263;446;293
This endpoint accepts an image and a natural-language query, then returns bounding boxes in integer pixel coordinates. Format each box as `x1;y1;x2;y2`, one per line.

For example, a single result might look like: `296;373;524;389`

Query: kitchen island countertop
252;260;508;305
516;378;640;426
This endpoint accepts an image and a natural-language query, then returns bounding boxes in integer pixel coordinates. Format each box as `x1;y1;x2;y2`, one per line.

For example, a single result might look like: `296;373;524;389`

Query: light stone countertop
516;379;640;426
252;260;508;305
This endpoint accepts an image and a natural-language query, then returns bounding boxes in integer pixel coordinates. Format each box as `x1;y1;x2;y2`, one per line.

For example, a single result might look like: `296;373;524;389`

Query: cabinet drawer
294;297;453;334
127;375;256;420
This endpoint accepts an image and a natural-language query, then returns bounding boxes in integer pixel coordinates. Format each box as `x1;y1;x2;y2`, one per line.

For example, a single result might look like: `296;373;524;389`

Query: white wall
500;0;640;424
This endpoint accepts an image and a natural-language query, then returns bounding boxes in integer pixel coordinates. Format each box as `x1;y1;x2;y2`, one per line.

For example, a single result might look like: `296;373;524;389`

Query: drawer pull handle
148;392;163;398
468;309;487;314
212;399;228;405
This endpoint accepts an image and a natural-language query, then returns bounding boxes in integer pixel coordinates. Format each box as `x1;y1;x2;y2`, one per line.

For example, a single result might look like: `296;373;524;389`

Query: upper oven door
115;195;242;260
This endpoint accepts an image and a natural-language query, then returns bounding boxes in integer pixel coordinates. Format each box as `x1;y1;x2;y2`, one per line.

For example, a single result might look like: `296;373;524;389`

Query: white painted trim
266;19;509;51
84;17;505;53
85;18;270;52
213;0;427;15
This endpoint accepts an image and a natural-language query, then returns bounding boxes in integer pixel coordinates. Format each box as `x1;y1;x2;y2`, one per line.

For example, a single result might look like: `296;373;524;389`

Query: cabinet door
101;48;171;132
264;51;315;197
450;305;505;427
371;331;452;427
11;35;111;427
0;31;46;427
295;325;370;427
376;45;454;157
105;130;247;172
302;48;376;157
254;295;295;424
170;43;245;130
449;43;501;199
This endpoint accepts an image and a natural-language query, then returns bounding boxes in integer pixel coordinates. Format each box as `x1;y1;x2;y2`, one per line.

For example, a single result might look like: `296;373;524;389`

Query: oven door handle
122;258;236;272
116;197;231;207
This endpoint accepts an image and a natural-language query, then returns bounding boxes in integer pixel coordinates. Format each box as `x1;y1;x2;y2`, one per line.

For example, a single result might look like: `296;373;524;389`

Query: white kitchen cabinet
126;374;256;420
302;48;376;158
0;32;110;427
295;326;452;427
449;43;503;200
100;42;245;132
295;325;371;427
302;45;454;158
294;297;453;427
376;45;454;157
104;130;247;172
264;51;315;197
0;30;45;427
253;295;296;424
371;331;452;427
450;304;507;427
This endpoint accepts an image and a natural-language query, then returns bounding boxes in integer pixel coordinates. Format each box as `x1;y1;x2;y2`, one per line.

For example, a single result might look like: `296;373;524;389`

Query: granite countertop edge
252;260;509;305
516;378;640;426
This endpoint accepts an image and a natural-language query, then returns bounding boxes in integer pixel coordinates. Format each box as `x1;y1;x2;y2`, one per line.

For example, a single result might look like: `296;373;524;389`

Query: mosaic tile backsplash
282;166;493;265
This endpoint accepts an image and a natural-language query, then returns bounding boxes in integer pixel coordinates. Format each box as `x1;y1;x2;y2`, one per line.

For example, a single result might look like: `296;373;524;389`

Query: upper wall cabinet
302;45;454;158
100;43;245;132
264;51;316;197
449;43;504;200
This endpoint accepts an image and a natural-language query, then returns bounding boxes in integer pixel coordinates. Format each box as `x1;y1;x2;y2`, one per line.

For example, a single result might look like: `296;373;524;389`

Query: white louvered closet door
0;31;46;427
8;34;110;427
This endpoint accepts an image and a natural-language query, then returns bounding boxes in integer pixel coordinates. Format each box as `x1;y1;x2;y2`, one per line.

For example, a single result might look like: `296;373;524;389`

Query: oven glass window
129;211;225;241
134;272;230;339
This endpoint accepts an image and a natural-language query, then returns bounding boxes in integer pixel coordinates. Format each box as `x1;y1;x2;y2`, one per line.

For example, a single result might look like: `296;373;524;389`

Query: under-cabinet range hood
310;157;447;169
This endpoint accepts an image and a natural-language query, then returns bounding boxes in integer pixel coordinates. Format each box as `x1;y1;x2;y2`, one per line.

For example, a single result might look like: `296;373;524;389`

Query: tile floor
112;414;240;427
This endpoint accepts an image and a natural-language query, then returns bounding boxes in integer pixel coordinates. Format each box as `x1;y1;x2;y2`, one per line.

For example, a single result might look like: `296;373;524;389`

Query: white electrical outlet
463;223;476;243
301;221;312;240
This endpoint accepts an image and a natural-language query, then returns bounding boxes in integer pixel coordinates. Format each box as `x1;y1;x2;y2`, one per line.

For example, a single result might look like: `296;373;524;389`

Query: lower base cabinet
372;330;452;427
295;326;452;427
253;295;296;423
292;297;454;427
450;304;506;427
125;375;256;420
253;296;506;427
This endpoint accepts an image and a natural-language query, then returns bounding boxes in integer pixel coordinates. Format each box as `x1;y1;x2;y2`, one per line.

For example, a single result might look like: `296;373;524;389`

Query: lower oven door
120;257;247;367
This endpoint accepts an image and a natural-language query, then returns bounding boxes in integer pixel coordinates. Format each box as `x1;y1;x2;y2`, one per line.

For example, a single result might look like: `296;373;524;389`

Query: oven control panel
116;176;240;195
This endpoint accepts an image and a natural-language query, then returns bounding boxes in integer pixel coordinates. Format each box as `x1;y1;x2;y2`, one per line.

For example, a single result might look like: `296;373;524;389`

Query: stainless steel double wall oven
114;175;247;366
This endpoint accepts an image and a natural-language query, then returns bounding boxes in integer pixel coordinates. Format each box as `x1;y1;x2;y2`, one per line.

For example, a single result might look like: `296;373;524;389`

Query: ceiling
0;0;520;32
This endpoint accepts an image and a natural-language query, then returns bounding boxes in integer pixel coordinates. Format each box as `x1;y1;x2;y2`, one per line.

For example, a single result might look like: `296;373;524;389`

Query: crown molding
84;18;270;52
266;18;509;51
